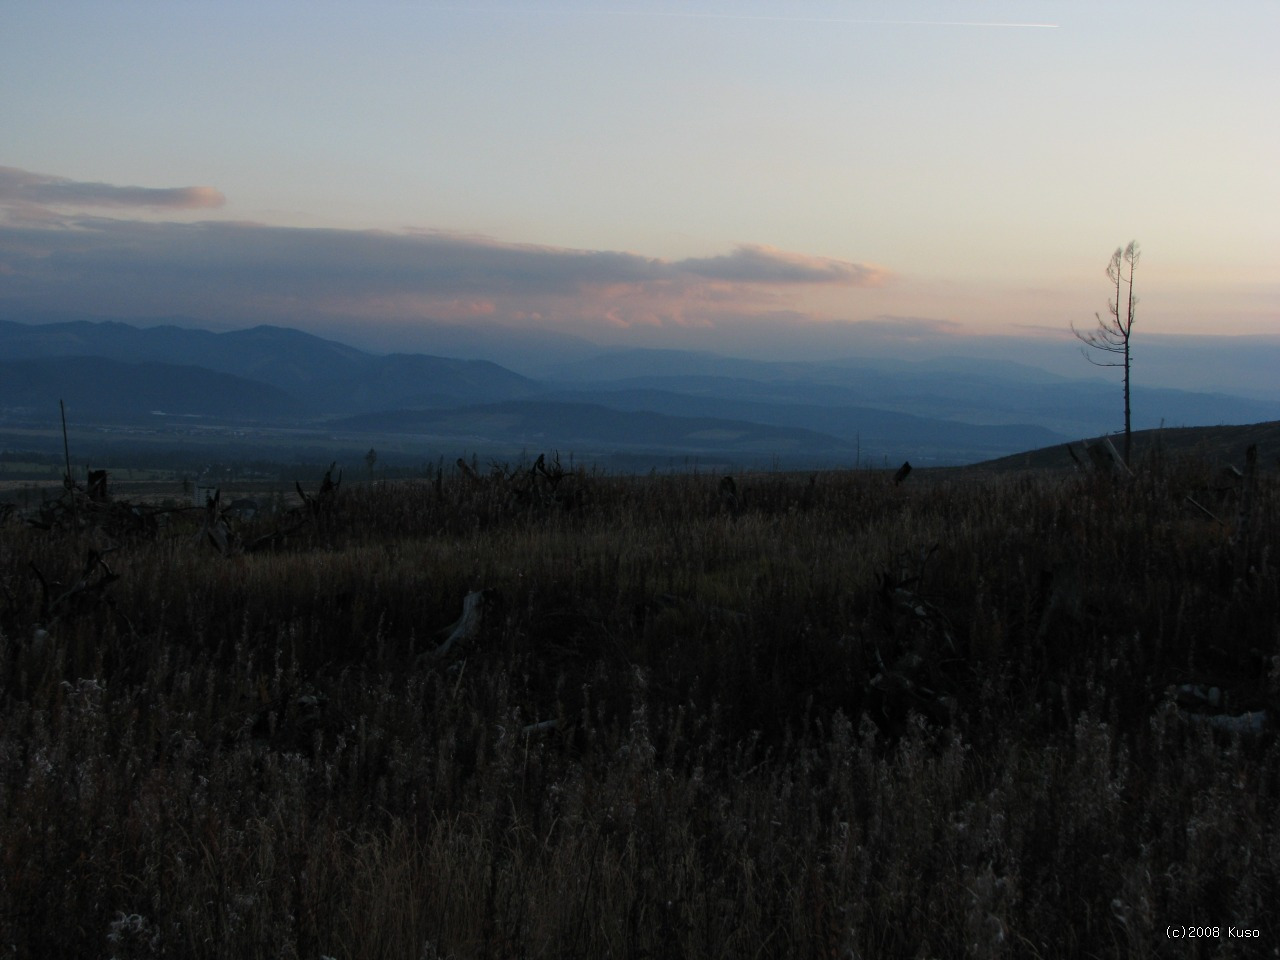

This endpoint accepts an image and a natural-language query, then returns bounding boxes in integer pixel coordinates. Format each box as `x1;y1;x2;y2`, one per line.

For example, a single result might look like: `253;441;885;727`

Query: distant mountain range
2;318;1278;469
0;319;538;412
0;356;301;419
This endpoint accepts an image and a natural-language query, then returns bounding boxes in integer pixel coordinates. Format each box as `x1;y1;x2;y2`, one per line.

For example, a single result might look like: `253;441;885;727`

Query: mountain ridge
3;317;1278;468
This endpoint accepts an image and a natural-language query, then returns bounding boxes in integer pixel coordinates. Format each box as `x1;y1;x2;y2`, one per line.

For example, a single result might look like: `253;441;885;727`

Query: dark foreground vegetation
1;449;1277;958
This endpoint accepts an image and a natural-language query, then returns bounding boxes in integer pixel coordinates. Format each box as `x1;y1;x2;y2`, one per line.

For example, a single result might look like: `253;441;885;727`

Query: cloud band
0;166;225;210
0;166;885;334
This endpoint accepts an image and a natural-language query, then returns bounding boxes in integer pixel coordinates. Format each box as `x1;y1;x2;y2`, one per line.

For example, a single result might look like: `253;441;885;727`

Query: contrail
600;12;1059;28
440;7;1059;29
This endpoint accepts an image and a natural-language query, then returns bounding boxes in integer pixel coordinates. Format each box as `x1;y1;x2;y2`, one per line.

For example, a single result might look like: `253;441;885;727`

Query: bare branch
1073;240;1140;466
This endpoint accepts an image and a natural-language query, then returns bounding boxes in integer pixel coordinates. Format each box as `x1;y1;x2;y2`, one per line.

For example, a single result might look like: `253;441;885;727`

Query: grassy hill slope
964;419;1280;474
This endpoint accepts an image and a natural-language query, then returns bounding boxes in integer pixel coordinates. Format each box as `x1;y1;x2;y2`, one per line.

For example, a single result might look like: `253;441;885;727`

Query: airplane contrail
440;7;1059;29
600;12;1060;28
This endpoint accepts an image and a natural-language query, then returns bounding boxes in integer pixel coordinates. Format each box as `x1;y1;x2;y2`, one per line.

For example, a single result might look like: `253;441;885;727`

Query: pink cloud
0;165;225;211
426;299;499;320
0;169;893;342
676;244;888;286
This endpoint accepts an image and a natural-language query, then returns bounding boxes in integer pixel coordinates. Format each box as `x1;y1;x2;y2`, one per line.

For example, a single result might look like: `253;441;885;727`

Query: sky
1;0;1277;380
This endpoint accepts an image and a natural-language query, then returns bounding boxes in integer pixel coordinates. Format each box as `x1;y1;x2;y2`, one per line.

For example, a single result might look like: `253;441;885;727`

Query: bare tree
1073;241;1140;465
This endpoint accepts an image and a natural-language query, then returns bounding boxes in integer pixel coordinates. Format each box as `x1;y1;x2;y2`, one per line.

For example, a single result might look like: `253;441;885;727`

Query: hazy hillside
535;386;1067;463
966;419;1280;474
539;350;1280;438
3;317;1279;468
0;320;539;414
304;353;539;414
333;400;855;461
0;319;367;387
0;357;301;421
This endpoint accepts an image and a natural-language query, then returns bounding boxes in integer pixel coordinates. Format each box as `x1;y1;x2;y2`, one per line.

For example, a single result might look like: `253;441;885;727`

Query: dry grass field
1;448;1276;958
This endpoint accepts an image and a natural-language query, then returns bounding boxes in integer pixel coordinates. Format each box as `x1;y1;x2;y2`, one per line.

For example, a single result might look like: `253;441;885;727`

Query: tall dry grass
0;452;1276;957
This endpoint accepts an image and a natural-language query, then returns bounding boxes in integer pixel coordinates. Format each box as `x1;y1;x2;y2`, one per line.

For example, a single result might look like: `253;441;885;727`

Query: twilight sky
1;0;1276;373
